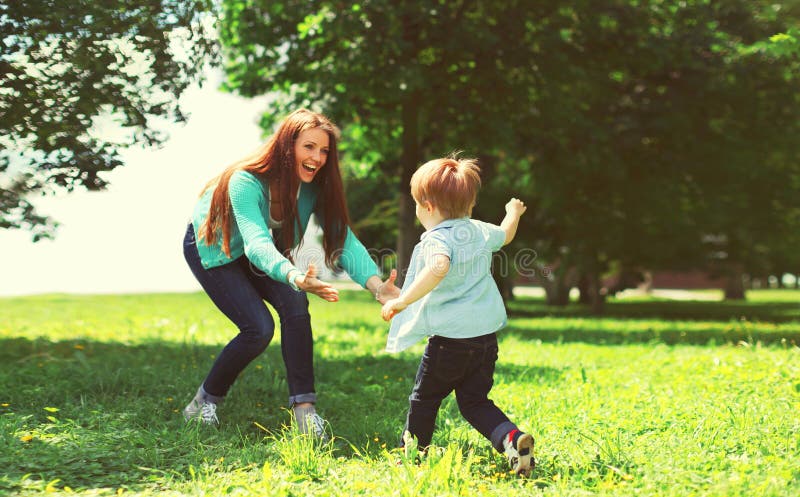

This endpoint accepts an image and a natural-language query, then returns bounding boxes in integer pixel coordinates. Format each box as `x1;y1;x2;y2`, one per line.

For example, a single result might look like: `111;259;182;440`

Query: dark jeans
403;333;517;452
183;223;316;406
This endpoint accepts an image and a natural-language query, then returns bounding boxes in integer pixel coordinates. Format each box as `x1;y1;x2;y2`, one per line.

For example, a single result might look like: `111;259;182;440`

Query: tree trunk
396;94;421;286
577;272;591;304
493;268;514;303
724;264;746;300
542;265;577;306
587;271;605;315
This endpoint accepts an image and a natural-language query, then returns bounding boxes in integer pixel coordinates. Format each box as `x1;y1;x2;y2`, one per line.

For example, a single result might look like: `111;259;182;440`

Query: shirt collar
420;217;469;240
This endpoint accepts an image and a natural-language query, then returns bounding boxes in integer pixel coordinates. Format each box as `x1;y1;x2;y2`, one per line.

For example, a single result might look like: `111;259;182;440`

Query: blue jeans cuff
200;384;225;404
490;421;518;451
289;392;317;406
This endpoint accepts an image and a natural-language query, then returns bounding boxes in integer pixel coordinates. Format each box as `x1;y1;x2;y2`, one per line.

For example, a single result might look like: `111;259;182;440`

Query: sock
507;429;522;449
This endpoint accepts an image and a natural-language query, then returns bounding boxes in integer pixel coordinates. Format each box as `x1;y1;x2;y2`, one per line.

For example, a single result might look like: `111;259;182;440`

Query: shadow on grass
506;297;800;323
504;297;800;346
0;336;563;493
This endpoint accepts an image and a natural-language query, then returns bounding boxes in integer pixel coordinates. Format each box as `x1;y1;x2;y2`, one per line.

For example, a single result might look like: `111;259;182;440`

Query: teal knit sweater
191;170;379;288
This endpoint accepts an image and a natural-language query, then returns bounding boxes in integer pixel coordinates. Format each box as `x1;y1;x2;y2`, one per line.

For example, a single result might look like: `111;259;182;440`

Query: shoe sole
513;434;535;476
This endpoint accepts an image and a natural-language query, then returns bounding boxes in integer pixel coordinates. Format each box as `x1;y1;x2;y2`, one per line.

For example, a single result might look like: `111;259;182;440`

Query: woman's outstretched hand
295;263;339;302
375;269;400;304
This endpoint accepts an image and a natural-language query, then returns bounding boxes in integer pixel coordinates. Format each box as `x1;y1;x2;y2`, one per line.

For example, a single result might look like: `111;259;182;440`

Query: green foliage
0;290;799;495
0;0;218;239
218;0;800;301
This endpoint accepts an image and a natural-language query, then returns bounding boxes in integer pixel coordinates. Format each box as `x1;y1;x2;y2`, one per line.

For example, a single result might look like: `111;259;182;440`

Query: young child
381;156;534;476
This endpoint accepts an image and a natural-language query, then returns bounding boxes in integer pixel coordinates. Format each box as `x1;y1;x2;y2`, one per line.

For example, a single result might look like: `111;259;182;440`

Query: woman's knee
274;292;310;320
239;320;275;350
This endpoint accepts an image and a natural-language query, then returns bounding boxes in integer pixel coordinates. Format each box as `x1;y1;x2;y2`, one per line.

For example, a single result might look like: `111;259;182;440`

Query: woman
182;109;398;435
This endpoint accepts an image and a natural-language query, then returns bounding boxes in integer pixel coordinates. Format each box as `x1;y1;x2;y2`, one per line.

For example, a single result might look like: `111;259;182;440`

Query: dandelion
74;344;85;350
44;407;59;413
166;397;174;402
1;403;9;407
256;365;263;369
374;437;380;442
383;375;389;379
20;435;33;442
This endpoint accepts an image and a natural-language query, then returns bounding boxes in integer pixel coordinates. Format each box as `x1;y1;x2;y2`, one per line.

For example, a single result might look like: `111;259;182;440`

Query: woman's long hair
197;108;351;269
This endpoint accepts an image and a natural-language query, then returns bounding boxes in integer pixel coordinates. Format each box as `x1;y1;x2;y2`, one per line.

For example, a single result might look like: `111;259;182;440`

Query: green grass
1;290;798;496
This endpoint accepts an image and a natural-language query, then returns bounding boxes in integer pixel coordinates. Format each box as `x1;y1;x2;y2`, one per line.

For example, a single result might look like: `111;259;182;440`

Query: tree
219;0;541;283
1;0;217;240
219;0;800;305
498;0;800;307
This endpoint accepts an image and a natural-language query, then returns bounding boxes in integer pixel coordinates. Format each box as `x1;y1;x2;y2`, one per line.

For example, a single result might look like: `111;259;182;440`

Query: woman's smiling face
294;127;330;183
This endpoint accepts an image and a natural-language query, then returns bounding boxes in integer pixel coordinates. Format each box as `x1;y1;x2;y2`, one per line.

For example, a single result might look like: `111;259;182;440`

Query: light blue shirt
386;218;508;352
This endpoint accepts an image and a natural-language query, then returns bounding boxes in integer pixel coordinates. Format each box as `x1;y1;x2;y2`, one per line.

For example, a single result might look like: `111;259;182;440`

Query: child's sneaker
183;397;219;426
503;430;535;476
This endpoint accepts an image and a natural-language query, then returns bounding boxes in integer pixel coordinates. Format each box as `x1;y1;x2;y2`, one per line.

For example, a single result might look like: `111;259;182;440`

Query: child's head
410;156;481;219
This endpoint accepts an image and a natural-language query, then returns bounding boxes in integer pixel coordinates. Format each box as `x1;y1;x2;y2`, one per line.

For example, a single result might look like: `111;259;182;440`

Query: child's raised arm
381;254;450;321
501;198;527;245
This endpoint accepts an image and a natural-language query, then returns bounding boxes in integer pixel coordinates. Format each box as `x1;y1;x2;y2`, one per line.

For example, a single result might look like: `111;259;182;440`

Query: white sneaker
503;432;535;476
293;405;328;440
183;397;219;426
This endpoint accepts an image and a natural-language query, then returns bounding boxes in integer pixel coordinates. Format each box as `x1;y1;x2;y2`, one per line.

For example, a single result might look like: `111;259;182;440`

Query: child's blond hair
410;156;481;218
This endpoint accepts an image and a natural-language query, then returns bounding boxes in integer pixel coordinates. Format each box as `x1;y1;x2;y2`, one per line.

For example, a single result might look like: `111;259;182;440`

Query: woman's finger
305;263;317;279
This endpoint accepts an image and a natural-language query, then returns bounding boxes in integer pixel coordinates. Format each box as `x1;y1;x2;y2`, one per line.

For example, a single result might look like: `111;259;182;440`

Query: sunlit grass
1;290;798;496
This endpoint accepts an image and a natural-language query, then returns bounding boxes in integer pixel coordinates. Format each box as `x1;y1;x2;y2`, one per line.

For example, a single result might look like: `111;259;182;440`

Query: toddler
382;156;534;476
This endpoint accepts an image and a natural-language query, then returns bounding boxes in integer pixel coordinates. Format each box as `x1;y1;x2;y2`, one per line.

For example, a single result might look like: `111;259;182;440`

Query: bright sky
0;73;332;297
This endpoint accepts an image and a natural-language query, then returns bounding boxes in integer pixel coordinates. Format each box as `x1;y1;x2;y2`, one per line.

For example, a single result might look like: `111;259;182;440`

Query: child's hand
381;298;408;321
505;198;527;217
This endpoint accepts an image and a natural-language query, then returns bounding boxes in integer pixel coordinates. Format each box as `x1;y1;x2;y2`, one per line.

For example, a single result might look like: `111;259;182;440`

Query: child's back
381;156;535;477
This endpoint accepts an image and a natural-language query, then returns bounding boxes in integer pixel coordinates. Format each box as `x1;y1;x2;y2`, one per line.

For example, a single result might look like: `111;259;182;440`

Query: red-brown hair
410;156;481;218
198;109;350;268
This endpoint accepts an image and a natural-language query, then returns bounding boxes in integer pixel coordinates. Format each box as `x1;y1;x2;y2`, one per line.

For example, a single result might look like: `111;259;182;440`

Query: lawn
1;290;798;496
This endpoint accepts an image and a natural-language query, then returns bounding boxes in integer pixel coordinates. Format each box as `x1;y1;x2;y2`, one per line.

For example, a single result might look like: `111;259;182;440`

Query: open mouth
302;163;318;173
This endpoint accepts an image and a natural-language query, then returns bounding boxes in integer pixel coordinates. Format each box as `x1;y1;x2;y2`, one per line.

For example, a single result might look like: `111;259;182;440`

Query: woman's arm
365;269;400;304
231;172;337;300
229;172;297;280
337;227;382;287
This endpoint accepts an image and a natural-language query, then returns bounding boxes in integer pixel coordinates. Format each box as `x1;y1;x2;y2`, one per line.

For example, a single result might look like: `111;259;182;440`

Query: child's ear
424;200;435;213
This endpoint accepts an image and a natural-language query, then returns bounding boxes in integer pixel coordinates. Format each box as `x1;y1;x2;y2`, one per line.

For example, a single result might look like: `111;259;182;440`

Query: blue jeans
403;333;516;451
183;223;316;406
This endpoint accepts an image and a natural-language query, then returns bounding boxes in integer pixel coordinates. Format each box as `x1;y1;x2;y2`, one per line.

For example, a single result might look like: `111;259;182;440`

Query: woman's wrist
365;275;382;300
286;269;302;291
